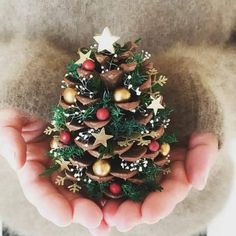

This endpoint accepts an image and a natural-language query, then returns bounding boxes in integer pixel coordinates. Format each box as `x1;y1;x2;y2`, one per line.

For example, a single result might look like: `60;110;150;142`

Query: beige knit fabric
0;1;236;235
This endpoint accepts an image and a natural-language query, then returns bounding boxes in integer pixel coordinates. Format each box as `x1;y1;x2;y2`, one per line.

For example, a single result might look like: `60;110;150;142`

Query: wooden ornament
91;128;113;147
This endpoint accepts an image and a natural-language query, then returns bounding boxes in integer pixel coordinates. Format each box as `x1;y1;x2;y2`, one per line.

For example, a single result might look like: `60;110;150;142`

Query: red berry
82;59;95;71
109;182;122;195
148;140;160;152
96;107;110;121
59;131;71;145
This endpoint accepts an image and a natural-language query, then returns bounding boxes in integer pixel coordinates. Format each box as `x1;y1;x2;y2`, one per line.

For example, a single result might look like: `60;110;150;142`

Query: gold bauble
160;143;170;156
92;159;111;177
63;88;77;104
50;136;60;149
113;87;131;102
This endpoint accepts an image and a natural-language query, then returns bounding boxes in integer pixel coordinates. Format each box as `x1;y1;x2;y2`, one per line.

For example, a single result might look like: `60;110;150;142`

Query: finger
186;132;218;190
0;109;28;170
113;200;142;232
103;199;123;226
89;219;111;236
21;115;48;143
26;139;51;165
72;198;103;229
17;160;73;226
142;161;191;224
0;109;45;170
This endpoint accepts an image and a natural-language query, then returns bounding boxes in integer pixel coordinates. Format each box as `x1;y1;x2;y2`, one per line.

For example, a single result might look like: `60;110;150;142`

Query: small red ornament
82;59;95;71
148;140;160;152
109;182;122;195
59;131;71;145
96;107;110;121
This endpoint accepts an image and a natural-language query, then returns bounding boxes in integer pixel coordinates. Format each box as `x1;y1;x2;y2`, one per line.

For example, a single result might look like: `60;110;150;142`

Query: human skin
0;109;218;236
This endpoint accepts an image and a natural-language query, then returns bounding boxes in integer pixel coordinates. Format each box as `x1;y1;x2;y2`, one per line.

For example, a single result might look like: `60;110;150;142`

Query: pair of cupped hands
0;109;219;236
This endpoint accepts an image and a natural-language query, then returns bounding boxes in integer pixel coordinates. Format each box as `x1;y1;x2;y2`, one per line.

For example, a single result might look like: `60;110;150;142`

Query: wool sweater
0;1;236;235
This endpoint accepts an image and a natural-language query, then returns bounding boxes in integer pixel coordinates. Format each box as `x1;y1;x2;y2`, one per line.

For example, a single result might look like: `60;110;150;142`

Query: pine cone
43;29;175;202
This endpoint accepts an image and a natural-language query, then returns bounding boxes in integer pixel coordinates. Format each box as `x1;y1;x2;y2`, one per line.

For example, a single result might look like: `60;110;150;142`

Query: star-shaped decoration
55;159;71;171
75;49;92;65
91;127;113;147
93;27;120;54
147;96;165;114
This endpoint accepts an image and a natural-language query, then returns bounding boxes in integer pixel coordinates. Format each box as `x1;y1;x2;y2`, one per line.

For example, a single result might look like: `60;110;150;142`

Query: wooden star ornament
55;159;71;171
147;96;165;114
75;49;92;65
91;127;113;147
93;27;120;54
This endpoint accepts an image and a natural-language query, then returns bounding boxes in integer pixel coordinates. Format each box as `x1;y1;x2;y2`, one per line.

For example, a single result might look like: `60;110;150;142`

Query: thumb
0;109;28;170
186;132;219;190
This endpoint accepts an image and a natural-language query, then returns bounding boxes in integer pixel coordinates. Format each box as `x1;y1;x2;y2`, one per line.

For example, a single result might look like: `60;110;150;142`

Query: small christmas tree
42;27;176;202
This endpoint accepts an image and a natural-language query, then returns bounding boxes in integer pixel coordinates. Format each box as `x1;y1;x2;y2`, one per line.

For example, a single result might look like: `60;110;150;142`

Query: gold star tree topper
75;49;92;65
93;27;120;54
147;96;165;114
92;127;113;147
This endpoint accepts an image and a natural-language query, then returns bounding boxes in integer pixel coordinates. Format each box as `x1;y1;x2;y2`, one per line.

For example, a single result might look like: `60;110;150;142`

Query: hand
101;132;218;233
0;109;104;230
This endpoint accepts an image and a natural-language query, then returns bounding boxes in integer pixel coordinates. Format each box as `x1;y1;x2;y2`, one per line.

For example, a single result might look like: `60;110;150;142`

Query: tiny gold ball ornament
92;159;111;177
50;136;60;149
63;88;77;104
160;143;170;156
113;87;131;102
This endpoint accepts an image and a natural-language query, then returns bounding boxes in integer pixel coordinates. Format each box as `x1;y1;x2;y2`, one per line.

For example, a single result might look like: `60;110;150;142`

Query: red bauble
82;59;96;71
148;140;160;152
59;131;71;145
96;107;110;121
109;182;122;195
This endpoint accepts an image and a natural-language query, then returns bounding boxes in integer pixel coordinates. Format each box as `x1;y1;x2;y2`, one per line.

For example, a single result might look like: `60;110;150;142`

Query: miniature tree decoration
42;27;177;202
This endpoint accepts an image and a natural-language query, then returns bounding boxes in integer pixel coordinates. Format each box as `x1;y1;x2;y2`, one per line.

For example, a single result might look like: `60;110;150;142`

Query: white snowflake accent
120;158;149;172
163;119;170;128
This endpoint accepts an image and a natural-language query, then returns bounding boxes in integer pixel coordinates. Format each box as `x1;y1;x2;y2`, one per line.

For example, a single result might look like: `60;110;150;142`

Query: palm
100;133;218;233
0;109;103;229
0;110;218;236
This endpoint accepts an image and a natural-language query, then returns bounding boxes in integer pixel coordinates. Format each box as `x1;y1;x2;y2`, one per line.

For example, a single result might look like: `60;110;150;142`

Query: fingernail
9;151;19;170
196;173;209;191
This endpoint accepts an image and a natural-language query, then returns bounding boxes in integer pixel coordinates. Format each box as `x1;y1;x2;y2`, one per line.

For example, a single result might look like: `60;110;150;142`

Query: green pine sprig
106;118;146;137
156;107;173;120
159;133;177;144
141;160;164;182
84;179;109;200
122;181;163;202
52;106;66;129
66;61;79;79
49;145;84;160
